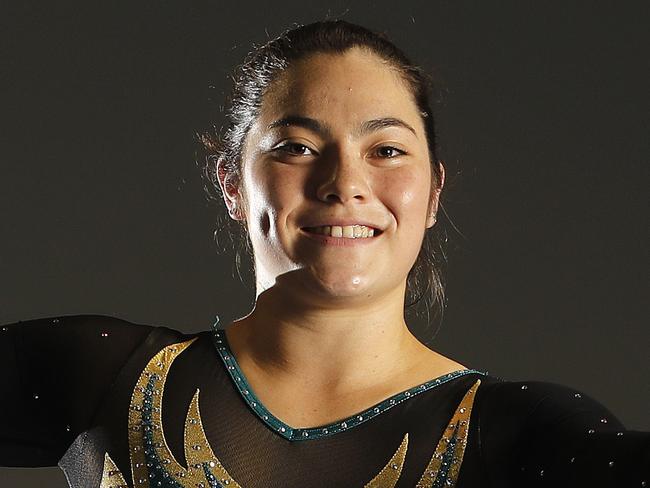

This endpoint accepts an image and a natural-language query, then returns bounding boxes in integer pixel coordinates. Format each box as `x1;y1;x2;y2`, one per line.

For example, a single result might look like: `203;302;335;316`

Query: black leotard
1;315;648;487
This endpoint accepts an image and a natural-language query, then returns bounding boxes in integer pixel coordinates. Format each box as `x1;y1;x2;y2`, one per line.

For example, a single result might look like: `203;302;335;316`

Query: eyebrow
266;115;417;138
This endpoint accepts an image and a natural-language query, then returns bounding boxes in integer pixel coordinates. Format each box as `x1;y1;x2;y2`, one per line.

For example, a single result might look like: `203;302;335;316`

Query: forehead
257;48;422;131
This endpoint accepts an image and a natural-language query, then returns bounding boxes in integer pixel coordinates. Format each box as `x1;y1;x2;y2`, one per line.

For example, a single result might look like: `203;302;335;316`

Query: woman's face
220;47;444;304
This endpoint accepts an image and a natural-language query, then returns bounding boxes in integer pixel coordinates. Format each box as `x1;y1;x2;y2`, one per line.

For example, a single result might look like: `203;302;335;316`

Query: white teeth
308;225;376;238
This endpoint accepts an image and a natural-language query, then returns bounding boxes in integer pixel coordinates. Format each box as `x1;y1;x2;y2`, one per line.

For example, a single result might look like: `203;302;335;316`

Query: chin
304;269;372;299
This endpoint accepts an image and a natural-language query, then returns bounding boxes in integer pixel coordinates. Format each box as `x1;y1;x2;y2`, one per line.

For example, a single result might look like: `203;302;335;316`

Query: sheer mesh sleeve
0;314;154;467
477;380;650;487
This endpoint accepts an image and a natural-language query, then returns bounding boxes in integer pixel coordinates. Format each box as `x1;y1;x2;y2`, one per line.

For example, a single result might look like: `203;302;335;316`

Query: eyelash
273;142;407;158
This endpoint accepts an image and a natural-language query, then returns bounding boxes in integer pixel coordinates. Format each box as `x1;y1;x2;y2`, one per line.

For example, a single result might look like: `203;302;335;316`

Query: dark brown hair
199;20;449;341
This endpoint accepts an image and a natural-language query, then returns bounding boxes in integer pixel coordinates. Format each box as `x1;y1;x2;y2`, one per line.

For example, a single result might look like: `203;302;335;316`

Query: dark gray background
1;1;648;485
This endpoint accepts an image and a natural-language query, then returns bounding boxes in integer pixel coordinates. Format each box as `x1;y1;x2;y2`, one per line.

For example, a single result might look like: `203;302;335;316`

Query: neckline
210;325;486;442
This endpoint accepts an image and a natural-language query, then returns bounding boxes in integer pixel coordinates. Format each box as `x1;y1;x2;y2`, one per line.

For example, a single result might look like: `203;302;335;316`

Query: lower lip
300;228;382;246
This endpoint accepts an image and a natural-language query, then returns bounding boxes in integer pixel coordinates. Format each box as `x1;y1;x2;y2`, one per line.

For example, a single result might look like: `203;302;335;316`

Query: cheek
245;164;304;232
379;168;431;226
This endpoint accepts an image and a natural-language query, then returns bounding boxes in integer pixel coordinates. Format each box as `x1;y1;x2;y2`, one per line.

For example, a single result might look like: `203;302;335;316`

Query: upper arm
478;380;650;487
0;314;155;467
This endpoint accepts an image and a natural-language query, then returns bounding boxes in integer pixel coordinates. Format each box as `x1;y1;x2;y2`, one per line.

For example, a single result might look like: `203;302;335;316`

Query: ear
426;161;445;228
216;157;244;221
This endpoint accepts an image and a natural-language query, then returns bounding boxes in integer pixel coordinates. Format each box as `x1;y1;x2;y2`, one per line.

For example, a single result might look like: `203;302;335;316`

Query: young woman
1;20;648;488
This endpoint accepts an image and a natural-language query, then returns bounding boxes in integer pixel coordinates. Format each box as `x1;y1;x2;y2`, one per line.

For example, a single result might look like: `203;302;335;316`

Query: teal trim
210;322;486;442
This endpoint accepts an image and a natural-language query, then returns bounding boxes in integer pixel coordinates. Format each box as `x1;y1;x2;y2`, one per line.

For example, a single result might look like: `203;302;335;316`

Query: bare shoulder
392;344;470;392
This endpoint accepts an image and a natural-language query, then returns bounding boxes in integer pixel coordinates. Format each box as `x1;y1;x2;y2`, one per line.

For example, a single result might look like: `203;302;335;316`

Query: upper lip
301;220;384;232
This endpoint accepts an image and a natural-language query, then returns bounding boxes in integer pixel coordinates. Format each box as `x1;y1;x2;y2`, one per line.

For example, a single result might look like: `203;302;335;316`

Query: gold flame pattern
99;339;480;488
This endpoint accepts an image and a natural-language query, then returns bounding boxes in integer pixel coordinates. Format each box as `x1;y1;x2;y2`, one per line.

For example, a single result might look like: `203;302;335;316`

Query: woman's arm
0;314;154;467
479;380;650;487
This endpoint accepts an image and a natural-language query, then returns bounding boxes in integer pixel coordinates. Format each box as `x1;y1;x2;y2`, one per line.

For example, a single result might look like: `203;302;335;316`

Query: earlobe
426;161;445;228
426;205;438;228
216;157;243;220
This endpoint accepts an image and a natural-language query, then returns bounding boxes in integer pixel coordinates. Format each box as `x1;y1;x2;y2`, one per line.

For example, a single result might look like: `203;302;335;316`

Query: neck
224;283;430;394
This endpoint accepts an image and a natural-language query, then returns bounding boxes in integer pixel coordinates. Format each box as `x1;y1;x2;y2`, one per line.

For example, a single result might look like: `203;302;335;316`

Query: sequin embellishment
416;379;481;487
100;452;129;488
100;338;481;487
363;433;409;487
211;328;486;441
104;338;243;487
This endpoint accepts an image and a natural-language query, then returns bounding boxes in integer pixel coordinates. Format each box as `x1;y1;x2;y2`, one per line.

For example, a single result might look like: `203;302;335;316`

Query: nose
315;148;371;204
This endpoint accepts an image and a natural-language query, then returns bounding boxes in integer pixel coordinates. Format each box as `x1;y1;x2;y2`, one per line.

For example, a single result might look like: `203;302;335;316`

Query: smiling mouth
302;225;382;239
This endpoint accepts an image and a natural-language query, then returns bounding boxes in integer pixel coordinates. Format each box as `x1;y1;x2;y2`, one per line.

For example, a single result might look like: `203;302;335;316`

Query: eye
375;146;406;158
273;142;316;156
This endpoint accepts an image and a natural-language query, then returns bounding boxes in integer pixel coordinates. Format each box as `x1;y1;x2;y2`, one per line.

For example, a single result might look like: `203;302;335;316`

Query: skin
217;47;465;428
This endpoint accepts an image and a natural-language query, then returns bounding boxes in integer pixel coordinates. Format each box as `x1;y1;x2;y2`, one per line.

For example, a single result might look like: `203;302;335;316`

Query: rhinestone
357;416;363;421
641;482;646;487
389;399;396;405
574;393;582;399
420;384;427;390
263;415;269;420
459;408;466;413
302;431;309;437
193;444;201;450
236;376;242;381
101;332;109;337
600;418;608;423
2;327;8;331
252;402;257;407
243;390;249;395
65;424;71;432
617;432;624;436
521;385;528;390
198;483;205;488
570;457;575;463
52;318;60;324
373;407;380;413
341;422;347;429
588;429;595;434
540;470;544;477
391;463;398;470
323;428;329;434
224;355;230;360
33;393;39;400
405;391;411;397
209;461;216;467
228;366;235;370
609;461;614;467
279;427;286;432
